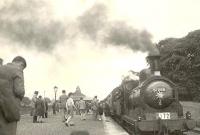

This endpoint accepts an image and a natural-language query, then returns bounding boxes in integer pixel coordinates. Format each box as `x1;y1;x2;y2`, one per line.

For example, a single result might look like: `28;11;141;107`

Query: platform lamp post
54;86;58;102
53;86;58;114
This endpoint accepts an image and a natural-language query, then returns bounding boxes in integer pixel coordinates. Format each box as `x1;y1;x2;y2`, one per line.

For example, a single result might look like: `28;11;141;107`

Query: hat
34;91;38;94
12;56;27;68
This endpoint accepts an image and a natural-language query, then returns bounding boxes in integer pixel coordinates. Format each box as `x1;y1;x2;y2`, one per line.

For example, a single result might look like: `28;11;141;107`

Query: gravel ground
17;113;106;135
16;102;200;135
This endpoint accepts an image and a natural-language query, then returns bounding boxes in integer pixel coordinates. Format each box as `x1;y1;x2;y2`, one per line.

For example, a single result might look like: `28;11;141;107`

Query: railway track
184;127;200;135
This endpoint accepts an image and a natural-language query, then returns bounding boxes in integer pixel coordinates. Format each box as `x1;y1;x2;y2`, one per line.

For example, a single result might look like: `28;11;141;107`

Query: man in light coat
31;91;38;123
0;56;26;135
91;96;99;120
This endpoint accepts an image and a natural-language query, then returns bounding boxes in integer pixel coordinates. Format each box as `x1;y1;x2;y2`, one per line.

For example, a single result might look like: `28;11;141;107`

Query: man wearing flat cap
0;56;26;135
31;91;39;123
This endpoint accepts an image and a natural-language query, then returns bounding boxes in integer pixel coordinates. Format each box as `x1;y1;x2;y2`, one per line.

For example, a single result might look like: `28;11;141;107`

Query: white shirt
66;97;74;108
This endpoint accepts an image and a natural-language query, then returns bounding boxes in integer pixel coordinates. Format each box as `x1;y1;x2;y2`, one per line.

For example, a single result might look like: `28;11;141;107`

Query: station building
72;86;92;102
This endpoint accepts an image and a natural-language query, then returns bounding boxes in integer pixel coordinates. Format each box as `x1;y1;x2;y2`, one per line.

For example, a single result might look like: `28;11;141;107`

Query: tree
21;97;31;106
157;30;200;101
44;97;51;103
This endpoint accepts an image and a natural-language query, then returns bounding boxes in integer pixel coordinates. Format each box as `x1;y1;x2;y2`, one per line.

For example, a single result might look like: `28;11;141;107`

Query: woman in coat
35;96;45;123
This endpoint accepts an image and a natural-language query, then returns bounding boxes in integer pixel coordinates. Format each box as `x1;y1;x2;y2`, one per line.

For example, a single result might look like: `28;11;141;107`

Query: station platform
17;112;129;135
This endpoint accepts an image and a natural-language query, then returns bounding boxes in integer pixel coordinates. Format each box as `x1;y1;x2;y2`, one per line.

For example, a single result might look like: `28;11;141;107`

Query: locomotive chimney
0;58;3;66
146;55;161;76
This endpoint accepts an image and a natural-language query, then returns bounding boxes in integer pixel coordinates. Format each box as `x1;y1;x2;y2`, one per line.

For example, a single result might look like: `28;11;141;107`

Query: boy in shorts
65;93;77;126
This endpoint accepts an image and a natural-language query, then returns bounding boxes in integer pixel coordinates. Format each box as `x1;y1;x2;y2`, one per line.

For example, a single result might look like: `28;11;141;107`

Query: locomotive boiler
104;55;196;135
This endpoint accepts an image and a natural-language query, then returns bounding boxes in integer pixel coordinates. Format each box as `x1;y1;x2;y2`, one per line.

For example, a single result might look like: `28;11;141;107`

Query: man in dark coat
35;95;45;123
0;56;26;135
59;90;68;122
44;98;48;118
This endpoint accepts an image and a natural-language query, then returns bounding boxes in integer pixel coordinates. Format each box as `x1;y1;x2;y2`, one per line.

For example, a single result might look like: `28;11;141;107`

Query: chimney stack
146;55;161;76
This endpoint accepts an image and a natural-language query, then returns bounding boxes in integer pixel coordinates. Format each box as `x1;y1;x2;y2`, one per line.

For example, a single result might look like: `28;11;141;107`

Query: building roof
83;96;93;101
72;86;86;101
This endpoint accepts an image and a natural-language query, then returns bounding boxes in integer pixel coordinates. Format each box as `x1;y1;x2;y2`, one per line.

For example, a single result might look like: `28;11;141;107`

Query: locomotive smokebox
146;55;161;76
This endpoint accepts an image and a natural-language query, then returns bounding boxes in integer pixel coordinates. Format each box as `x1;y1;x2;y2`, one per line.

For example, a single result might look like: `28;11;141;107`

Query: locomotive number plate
156;112;170;119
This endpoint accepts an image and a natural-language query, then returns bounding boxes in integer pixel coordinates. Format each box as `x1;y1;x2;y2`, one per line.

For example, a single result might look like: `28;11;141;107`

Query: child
65;92;77;126
79;97;86;120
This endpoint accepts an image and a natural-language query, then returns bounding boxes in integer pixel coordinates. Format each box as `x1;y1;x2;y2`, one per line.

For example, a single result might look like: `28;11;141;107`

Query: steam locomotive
104;55;196;135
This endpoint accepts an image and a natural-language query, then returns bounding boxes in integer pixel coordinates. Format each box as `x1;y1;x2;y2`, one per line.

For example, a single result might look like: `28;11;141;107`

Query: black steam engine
104;55;196;135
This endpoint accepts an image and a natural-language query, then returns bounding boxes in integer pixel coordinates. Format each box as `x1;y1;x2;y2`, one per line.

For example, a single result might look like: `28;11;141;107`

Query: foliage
21;96;31;106
44;97;51;103
157;30;200;101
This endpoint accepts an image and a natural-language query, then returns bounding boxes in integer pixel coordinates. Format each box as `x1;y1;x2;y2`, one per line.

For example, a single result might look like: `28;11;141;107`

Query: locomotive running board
122;115;136;126
122;115;196;132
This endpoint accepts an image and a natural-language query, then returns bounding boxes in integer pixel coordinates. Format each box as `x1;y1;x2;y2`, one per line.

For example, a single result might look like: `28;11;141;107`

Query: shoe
70;123;75;126
65;122;69;127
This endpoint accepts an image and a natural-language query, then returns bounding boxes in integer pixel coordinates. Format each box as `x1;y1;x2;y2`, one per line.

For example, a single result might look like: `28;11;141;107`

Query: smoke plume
0;1;157;54
104;22;155;53
78;4;107;40
0;0;66;51
77;3;157;53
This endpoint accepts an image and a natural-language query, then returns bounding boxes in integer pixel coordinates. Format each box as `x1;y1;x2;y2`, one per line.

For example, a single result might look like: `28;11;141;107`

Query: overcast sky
1;0;200;100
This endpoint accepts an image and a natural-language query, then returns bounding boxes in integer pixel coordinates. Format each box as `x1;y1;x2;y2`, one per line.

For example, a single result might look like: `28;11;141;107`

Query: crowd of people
30;89;110;127
0;56;110;135
90;96;110;121
62;94;110;127
59;92;107;127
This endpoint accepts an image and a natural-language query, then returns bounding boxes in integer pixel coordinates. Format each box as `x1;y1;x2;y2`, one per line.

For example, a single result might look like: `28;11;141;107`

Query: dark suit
0;63;25;135
59;94;68;121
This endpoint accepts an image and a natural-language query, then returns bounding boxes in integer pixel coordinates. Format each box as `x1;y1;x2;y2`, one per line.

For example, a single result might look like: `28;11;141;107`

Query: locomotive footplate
122;115;196;132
